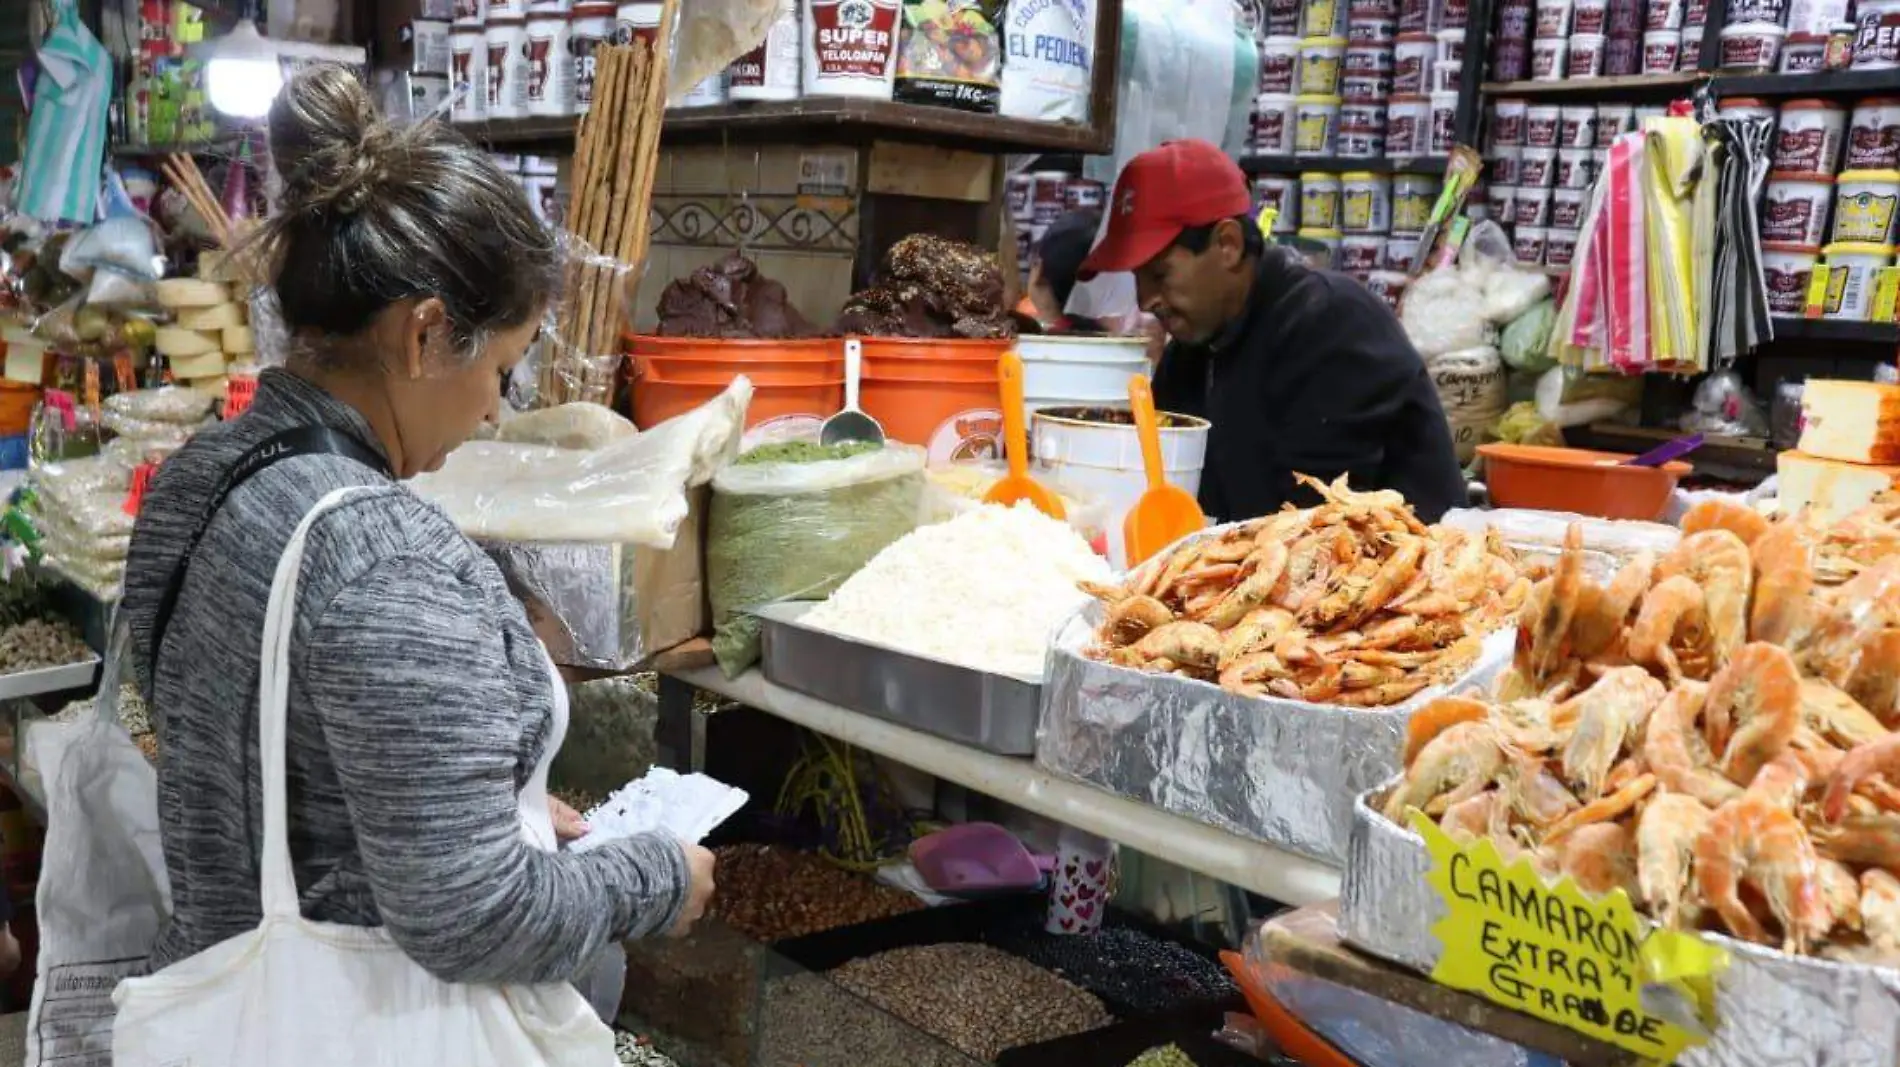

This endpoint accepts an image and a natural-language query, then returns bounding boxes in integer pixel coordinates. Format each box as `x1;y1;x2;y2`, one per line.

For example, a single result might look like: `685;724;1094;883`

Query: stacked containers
1254;0;1459;160
1506;0;1663;76
1720;0;1853;72
1006;170;1105;283
1485;96;1604;267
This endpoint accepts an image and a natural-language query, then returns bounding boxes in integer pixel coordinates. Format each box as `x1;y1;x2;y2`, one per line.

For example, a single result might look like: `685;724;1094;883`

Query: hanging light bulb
200;20;282;119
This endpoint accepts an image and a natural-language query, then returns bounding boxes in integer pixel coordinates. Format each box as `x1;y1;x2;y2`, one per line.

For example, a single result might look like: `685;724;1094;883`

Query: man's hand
669;843;717;937
1141;314;1167;364
549;796;589;843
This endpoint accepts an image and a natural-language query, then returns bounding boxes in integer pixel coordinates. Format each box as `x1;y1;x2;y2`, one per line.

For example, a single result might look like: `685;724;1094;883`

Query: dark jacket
1151;247;1466;524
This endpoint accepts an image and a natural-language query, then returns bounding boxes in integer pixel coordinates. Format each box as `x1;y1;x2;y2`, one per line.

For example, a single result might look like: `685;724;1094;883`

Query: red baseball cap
1078;139;1254;281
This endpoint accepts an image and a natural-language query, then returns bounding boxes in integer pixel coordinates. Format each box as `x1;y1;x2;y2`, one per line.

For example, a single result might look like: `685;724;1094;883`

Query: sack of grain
707;443;926;676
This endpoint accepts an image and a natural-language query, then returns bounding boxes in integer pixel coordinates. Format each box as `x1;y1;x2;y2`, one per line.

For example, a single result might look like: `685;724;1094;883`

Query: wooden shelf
1769;316;1900;344
1240;154;1449;175
1569;423;1776;480
1713;67;1900;96
457;98;1112;155
1481;72;1700;98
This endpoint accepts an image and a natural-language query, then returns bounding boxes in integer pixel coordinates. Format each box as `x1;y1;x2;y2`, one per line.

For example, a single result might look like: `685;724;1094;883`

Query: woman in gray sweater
120;66;714;1005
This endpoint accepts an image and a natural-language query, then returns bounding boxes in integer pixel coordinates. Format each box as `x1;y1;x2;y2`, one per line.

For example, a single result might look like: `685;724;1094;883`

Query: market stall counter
654;666;1343;907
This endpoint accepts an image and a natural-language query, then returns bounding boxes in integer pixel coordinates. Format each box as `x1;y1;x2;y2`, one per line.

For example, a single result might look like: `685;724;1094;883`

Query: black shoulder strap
148;426;392;671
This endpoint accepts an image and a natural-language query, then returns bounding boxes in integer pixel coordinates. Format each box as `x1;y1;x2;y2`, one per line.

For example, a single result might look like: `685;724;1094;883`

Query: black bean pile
990;921;1236;1016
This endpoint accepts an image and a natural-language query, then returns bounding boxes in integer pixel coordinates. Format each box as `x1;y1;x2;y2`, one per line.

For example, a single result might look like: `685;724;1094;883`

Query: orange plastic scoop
1123;375;1204;565
983;350;1067;520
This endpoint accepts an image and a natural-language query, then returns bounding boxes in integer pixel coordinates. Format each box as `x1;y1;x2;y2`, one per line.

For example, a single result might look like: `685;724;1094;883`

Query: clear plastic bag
493;402;638;451
1400;267;1496;358
102;434;184;470
1440;505;1680;580
100;410;206;448
32;457;131;512
408;378;750;546
104;387;216;426
1499;300;1558;373
707;445;927;676
1681;369;1769;437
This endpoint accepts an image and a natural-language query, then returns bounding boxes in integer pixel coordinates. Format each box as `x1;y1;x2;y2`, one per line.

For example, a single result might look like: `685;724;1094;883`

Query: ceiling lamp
198;19;282;119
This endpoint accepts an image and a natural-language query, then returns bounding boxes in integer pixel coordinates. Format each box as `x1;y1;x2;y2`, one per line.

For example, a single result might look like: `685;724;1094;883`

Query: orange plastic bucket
631;374;844;431
861;357;998;382
624;334;843;361
857;336;1011;363
636;355;844;386
0;382;39;436
859;377;1004;462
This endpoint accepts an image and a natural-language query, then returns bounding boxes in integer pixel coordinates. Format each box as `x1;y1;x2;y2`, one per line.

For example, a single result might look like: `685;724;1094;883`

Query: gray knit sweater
121;368;687;980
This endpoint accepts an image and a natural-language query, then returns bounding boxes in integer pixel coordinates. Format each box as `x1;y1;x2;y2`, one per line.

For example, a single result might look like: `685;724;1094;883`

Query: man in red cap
1080;139;1465;523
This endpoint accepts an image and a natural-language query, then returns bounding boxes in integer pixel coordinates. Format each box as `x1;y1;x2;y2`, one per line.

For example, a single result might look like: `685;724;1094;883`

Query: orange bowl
1477;443;1690;521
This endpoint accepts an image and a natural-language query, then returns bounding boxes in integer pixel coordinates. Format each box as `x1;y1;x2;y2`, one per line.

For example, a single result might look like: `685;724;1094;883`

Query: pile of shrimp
1078;474;1531;709
1384;496;1900;964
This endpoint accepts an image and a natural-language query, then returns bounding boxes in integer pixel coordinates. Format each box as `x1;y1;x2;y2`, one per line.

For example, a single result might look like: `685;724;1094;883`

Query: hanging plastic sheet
1557;130;1649;373
1702;114;1775;368
1064;0;1257;328
1642;114;1704;370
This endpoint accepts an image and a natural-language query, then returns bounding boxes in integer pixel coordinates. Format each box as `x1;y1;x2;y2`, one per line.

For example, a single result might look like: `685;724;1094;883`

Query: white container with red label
804;0;902;98
1779;32;1826;70
1643;29;1681;71
728;0;800;101
1849;98;1900;169
484;18;528;119
1761;172;1836;245
1386;93;1430;154
1720;21;1786;70
1534;0;1573;35
523;12;572;115
1487;184;1517;223
1569;33;1606;74
1556;147;1596;187
451;25;486;120
1261;35;1303;92
1393;33;1437;91
1514;225;1549;265
1348;16;1398;42
1253;93;1299;153
569;3;615;112
1431;59;1463;90
1558;105;1597;147
1429;90;1459;153
1341;233;1387;274
1493;98;1528;144
1255;176;1300;232
1774;99;1847;174
1520;146;1559;187
1491;144;1523;183
1530;36;1569;79
1855;0;1900;68
1385;232;1424;269
490;0;527;18
1525;103;1561;146
1572;0;1609;31
1546;228;1579;268
1552;186;1588;227
1514;186;1553;226
1647;0;1684;29
1762;243;1821;314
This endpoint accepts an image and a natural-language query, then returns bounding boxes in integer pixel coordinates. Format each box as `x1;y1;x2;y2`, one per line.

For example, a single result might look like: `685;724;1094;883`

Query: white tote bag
112;488;617;1067
23;621;169;1067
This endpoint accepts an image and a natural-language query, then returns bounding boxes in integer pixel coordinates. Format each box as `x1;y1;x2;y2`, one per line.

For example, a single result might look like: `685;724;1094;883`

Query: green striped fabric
18;0;110;222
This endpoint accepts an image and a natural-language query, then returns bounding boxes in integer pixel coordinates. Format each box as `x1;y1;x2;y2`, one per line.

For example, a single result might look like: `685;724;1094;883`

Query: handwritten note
225;375;258;420
1411;812;1712;1063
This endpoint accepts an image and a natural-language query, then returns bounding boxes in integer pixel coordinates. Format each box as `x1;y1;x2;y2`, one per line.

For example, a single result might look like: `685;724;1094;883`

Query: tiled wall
634;142;862;333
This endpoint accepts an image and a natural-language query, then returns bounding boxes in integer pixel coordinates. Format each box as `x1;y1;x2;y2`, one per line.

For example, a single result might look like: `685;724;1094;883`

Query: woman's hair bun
269;65;391;217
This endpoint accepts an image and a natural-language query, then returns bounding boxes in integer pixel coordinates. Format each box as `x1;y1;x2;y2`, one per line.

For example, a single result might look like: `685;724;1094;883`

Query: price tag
224;375;258;419
1411;812;1715;1063
122;461;160;517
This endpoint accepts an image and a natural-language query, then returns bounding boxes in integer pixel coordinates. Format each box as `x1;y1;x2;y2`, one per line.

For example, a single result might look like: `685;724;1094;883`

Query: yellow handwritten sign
1411;812;1711;1063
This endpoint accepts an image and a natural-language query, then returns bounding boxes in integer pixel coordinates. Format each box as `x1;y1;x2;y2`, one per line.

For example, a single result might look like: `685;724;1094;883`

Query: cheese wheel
3;341;45;385
155;326;222;359
155;278;229;309
167;349;228;380
197;250;246;284
185;375;229;397
1777;450;1900;523
175;302;244;331
1800;379;1900;466
222;324;255;355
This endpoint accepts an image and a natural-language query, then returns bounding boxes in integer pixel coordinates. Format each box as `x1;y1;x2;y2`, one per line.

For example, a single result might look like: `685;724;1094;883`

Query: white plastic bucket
1015;335;1151;406
1032;407;1212;568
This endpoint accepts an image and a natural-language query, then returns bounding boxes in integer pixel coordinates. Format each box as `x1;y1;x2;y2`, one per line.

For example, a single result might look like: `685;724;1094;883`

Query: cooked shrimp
1682;498;1770;546
1217;607;1298;671
1821;732;1900;823
1637;792;1711;927
1745;751;1811;812
1817;858;1864;935
1310;536;1426;631
1382;721;1505;822
1130;621;1222;671
1799;679;1892;750
1402;696;1493;769
1627;575;1712;686
1846;628;1900;727
1395;528;1492;617
1694;794;1832;953
1800;557;1900;687
1658;529;1754;669
1440;789;1509;844
1202;542;1293;630
1572;551;1655;659
1543;772;1656;843
1500;747;1581;826
1706;642;1803;785
1522;524;1585;684
1099;593;1174;647
1751;512;1822;646
1561;822;1640;899
1643;681;1743;808
1862;869;1900;953
1559;667;1666;799
1812;814;1900;868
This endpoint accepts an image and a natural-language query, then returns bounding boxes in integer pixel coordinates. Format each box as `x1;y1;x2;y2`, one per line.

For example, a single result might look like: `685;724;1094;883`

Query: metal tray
754;602;1042;755
0;656;100;701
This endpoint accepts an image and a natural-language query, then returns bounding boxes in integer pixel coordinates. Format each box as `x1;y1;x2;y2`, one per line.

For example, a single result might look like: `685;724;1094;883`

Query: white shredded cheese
802;502;1112;679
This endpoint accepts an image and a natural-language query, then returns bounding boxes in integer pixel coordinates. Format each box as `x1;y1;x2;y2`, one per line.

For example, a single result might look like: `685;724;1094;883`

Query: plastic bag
104;386;216;425
707;445;927;676
895;0;1005;111
409;378;750;546
1491;401;1564;448
1680;369;1769;437
58;216;162;285
1400;267;1494;358
1424;346;1507;464
1499;300;1558;373
101;409;206;448
33;457;131;511
494;402;637;451
1533;365;1640;429
1440;505;1681;579
999;0;1097;121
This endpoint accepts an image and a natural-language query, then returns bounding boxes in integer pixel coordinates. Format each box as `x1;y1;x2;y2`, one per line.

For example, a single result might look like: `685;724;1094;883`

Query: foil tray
754;602;1042;755
1340;785;1900;1067
1035;601;1513;867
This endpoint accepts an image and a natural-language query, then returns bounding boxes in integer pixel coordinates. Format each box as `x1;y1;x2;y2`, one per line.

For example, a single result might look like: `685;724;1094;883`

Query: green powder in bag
707;444;926;676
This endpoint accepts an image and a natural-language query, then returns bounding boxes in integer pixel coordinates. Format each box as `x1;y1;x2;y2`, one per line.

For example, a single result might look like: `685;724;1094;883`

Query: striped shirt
121;368;688;981
18;1;109;224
